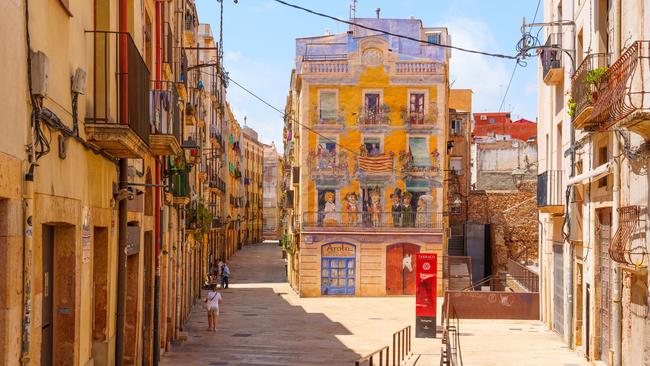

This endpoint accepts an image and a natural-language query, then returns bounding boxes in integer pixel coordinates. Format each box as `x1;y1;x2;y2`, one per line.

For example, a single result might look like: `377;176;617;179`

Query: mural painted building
287;18;450;297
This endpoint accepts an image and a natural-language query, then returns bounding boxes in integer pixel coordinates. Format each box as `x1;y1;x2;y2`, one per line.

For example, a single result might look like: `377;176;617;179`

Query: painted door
41;225;54;366
321;258;355;295
386;243;420;295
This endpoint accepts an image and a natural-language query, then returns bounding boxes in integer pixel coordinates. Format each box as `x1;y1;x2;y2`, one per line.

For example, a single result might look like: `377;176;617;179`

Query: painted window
365;93;380;115
450;157;463;175
426;33;441;45
319;92;337;121
409;93;425;114
408;137;431;167
363;136;382;156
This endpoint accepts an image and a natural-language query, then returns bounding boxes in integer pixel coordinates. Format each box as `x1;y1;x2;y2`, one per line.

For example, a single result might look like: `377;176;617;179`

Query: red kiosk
415;253;437;338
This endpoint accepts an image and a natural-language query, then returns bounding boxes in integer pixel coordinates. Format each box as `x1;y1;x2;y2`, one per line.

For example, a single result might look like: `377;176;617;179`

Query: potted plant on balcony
584;66;608;102
567;97;577;118
187;203;213;242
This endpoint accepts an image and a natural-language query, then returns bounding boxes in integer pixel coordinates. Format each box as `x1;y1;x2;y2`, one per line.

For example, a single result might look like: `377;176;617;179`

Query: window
362;137;382;156
409;93;425;124
365;93;380;115
319;92;337;121
450;157;462;175
408;137;431;167
488;118;495;124
450;119;462;135
598;146;608;166
426;33;441;45
480;115;487;121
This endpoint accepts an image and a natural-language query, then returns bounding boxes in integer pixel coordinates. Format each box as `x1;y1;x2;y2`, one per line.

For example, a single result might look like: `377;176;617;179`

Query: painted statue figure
369;189;382;227
402;253;413;272
344;192;359;225
416;194;434;227
401;192;415;227
323;191;338;225
390;188;402;227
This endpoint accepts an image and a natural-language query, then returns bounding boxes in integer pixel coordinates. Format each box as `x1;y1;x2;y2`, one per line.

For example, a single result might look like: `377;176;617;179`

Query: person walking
203;284;222;331
221;262;230;289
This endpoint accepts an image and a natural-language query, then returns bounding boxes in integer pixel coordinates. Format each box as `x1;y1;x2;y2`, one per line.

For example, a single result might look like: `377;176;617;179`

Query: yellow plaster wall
449;89;473;112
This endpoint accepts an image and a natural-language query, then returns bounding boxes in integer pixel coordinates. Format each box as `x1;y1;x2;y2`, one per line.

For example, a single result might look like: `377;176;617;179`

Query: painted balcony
570;53;610;131
301;61;350;74
357;105;391;132
541;33;563;86
395;62;440;74
85;31;150;158
590;41;650;140
308;148;350;187
400;109;437;132
301;211;443;232
537;170;564;215
355;153;394;183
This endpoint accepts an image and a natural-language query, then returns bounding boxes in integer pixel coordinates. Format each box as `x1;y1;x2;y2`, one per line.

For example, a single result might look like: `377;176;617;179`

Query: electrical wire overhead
271;0;518;60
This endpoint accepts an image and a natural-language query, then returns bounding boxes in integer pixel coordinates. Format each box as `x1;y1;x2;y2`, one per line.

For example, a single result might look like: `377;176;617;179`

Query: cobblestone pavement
160;242;588;366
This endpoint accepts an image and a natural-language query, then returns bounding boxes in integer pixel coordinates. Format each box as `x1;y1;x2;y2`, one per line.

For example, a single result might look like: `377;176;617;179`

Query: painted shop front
299;232;443;297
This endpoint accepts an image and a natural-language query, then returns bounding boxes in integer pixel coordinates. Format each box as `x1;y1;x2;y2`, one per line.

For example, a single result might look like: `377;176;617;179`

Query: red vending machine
415;253;437;338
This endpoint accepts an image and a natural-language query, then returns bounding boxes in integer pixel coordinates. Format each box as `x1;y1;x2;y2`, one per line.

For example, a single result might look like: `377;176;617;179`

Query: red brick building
473;112;537;143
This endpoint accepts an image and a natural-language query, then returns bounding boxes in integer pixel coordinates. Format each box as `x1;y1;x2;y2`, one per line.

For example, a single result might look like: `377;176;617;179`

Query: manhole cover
232;333;252;337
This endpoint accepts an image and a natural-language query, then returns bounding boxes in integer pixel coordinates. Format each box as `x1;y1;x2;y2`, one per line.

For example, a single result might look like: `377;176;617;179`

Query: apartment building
284;17;450;297
538;1;650;364
263;143;283;240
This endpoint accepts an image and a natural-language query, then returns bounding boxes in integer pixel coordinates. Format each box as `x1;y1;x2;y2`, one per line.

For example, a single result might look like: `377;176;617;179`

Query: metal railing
302;211;443;230
150;82;181;143
591;40;650;129
170;169;189;197
440;304;463;366
570;53;610;129
537;170;564;207
507;259;540;292
541;33;562;80
358;108;390;126
86;30;150;145
355;326;411;366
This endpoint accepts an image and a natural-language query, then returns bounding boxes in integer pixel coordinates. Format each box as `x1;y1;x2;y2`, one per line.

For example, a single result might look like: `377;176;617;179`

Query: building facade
0;0;251;364
243;127;264;245
538;1;650;364
263;143;283;240
285;18;450;297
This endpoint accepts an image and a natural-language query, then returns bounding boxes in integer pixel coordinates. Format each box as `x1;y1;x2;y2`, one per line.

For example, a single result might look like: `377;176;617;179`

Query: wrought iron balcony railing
86;31;150;150
591;41;650;132
541;33;563;85
570;53;610;130
537;170;564;210
302;211;443;231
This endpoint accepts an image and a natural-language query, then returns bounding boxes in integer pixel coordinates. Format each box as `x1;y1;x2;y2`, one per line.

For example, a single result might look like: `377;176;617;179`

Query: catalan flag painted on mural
358;155;394;173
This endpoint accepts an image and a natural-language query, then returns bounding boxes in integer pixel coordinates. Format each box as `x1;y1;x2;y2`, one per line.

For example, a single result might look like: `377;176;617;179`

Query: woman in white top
204;285;222;331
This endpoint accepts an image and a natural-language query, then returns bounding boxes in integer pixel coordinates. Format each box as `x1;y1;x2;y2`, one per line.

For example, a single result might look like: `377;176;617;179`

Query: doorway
386;243;420;295
575;262;584;349
142;231;154;365
41;225;54;366
92;227;109;355
597;208;612;364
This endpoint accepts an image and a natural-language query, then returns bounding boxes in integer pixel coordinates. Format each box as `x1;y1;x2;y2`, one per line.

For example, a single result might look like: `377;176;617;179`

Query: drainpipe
611;0;622;364
115;0;128;364
153;1;162;364
20;156;35;366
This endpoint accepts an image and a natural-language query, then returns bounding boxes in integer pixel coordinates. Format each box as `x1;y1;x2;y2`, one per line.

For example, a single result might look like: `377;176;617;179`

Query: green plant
584;66;608;86
567;97;577;118
187;203;213;242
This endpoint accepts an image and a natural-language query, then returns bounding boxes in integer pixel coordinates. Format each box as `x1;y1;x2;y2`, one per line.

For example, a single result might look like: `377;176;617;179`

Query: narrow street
160;242;588;366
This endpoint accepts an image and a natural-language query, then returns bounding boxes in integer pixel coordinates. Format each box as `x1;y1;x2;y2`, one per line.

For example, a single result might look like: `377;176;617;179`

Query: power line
271;0;518;60
226;76;360;157
499;61;518;112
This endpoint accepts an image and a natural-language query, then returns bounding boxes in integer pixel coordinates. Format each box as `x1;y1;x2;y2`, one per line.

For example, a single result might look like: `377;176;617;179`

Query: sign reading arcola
321;243;355;257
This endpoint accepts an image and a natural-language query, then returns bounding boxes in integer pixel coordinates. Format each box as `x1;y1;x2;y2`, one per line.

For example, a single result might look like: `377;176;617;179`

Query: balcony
355;153;394;183
209;176;226;192
395;62;440;74
570;53;610;131
149;85;182;156
85;31;150;158
307;148;349;187
590;41;650;140
301;211;443;232
301;61;350;74
400;109;437;132
541;33;563;86
357;105;391;132
170;169;190;206
537;170;564;214
312;109;345;133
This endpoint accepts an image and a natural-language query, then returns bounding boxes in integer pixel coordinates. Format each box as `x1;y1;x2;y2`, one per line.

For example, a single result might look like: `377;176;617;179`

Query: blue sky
195;0;540;148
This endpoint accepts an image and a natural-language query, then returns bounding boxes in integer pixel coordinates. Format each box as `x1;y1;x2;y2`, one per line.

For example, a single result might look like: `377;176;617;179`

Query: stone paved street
159;242;588;366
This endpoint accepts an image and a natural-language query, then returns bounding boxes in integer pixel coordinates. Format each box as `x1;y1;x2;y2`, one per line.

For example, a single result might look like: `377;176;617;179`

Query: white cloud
445;16;512;113
224;50;242;62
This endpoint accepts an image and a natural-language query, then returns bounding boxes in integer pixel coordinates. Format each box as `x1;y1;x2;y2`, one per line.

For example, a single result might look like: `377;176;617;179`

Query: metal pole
116;158;128;366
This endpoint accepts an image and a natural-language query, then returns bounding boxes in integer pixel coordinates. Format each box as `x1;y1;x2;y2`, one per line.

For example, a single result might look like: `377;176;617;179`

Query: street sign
415;253;437;338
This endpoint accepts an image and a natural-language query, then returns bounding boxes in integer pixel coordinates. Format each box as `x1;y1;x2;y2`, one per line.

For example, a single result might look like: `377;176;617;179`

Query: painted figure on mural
390;188;402;227
369;144;380;157
344;192;360;225
360;144;368;157
416;194;434;227
323;191;338;225
431;149;440;172
401;191;415;227
369;188;382;227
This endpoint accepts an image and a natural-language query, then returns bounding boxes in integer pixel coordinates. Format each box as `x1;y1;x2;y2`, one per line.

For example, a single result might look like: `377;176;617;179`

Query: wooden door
41;225;54;366
386;243;420;295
